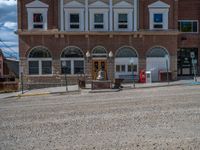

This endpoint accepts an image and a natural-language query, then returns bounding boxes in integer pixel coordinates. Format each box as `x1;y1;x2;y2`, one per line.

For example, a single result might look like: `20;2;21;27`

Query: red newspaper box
139;69;146;83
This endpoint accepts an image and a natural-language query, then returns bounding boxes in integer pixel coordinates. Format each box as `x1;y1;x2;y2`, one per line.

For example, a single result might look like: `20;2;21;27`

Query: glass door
92;60;107;80
178;48;198;76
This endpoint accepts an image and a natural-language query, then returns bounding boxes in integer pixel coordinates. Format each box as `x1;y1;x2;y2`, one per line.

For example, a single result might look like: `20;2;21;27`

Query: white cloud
3;21;17;30
0;0;17;6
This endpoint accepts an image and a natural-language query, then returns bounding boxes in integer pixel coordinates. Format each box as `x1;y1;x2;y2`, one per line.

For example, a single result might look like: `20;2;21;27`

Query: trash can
146;71;152;83
78;79;85;88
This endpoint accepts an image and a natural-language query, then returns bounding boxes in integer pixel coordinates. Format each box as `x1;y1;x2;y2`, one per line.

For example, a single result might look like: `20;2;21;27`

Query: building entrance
178;48;198;76
92;60;107;80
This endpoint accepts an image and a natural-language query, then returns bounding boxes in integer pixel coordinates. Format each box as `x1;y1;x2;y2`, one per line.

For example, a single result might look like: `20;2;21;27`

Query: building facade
17;0;200;87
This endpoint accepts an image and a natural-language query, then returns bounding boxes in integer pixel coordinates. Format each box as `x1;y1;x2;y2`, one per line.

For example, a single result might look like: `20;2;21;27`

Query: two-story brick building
17;0;200;87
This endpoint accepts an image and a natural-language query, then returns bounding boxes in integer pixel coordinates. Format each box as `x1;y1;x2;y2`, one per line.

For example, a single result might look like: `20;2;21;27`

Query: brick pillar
52;59;61;75
139;57;146;71
170;55;178;80
108;58;114;81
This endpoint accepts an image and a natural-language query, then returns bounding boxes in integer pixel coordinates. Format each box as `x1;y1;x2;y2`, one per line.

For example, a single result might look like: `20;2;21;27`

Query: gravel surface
0;85;200;149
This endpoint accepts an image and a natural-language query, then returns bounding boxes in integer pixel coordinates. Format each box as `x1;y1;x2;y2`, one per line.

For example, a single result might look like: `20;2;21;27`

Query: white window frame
64;8;84;31
89;9;109;31
114;9;133;31
28;58;52;76
149;8;169;30
27;8;48;30
60;58;84;75
178;20;199;33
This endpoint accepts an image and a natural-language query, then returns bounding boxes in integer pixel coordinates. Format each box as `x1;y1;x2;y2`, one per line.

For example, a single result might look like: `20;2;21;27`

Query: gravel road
0;85;200;149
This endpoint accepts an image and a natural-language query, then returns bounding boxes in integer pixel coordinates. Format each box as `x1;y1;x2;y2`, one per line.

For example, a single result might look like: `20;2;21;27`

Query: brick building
17;0;200;87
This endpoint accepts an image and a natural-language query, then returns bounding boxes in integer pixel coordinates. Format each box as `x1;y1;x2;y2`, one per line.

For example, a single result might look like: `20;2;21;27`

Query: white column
134;0;137;31
109;0;113;31
85;0;88;31
60;0;64;31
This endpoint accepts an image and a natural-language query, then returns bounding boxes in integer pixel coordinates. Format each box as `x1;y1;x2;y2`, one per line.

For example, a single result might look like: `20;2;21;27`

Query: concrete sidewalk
0;79;200;99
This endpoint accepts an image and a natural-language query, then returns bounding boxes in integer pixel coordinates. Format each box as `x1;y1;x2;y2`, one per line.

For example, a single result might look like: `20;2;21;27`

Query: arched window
92;46;107;57
28;46;52;75
61;47;84;74
147;47;168;57
115;47;139;78
116;47;138;58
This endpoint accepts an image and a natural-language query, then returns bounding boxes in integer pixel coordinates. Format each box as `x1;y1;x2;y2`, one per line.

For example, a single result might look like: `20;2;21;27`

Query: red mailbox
139;69;146;83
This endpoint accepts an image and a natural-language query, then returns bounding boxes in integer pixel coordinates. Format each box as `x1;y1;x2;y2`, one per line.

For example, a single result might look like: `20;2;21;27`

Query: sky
0;0;18;59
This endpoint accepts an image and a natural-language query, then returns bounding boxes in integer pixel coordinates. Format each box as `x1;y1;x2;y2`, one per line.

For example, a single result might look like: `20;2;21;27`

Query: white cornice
89;1;109;8
26;0;49;8
113;1;133;8
148;1;170;8
64;1;84;8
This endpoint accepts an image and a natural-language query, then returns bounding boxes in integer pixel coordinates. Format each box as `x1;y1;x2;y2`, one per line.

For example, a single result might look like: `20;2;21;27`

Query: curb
122;82;187;90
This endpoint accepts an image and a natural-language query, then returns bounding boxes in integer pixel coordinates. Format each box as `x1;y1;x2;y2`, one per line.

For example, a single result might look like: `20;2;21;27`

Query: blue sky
0;0;18;58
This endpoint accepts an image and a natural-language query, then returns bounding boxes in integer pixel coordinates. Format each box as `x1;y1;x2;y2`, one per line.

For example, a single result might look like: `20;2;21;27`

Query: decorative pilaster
109;0;113;31
85;0;89;31
134;0;138;31
60;0;64;31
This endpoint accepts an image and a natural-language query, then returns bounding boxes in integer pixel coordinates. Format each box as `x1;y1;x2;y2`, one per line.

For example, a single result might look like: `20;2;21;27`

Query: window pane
70;24;79;29
94;14;103;23
61;61;71;74
116;65;120;72
118;14;128;23
154;14;163;23
193;22;198;32
42;61;52;74
33;24;43;29
29;61;39;75
154;24;163;29
70;14;79;23
128;65;132;72
181;22;192;32
94;24;104;29
33;13;43;23
128;65;137;72
121;65;126;72
74;60;84;74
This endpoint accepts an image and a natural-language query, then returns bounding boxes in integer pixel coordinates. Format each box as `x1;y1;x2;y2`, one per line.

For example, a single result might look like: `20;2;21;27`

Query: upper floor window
64;8;84;31
148;1;170;30
94;14;104;29
26;0;49;30
33;13;44;29
70;14;80;29
118;14;128;29
89;1;109;31
153;14;163;29
113;1;133;31
178;20;198;33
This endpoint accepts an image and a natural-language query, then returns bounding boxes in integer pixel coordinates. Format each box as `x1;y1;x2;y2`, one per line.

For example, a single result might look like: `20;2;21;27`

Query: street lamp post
108;51;113;81
20;66;24;94
165;55;169;85
130;58;135;88
62;61;68;92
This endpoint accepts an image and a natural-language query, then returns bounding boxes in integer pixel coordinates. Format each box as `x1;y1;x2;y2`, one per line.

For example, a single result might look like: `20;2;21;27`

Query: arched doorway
91;46;108;80
115;46;138;79
146;46;170;82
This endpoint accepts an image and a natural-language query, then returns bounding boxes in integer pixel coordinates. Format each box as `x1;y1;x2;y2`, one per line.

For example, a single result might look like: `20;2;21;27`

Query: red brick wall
19;34;178;59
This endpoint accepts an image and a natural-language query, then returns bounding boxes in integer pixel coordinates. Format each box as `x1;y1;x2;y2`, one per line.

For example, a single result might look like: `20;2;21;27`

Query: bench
118;75;139;82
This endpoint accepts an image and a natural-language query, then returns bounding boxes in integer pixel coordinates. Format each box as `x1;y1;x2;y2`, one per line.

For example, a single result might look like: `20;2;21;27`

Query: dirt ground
0;85;200;150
